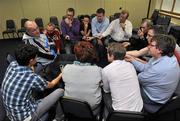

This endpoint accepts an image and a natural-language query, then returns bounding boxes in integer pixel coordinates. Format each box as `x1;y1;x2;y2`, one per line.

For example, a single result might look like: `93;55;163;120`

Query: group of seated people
1;7;180;121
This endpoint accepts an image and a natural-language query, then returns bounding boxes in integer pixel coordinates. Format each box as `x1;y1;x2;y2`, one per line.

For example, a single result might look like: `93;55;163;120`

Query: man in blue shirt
125;34;180;113
90;8;109;64
1;44;64;121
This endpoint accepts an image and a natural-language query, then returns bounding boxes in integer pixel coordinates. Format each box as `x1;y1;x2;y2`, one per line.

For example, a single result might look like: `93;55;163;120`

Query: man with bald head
23;20;56;65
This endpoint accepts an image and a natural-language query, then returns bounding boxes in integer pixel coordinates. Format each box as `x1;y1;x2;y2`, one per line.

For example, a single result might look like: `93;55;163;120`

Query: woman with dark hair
62;41;102;115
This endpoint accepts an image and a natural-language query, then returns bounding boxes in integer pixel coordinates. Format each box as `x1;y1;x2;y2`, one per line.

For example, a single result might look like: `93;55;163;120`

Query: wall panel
0;0;150;39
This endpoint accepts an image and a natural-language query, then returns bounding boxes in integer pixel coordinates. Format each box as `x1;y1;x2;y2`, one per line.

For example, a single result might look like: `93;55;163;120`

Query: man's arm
102;69;110;93
101;21;113;38
138;66;159;86
126;47;149;57
91;18;98;36
60;20;67;37
71;19;80;35
47;73;62;88
125;55;148;72
100;17;110;33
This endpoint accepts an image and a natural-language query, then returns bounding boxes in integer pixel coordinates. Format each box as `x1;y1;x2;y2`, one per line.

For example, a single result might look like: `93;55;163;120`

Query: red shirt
46;29;61;52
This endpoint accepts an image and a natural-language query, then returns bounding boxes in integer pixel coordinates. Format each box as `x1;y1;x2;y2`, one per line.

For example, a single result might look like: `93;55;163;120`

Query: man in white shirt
102;43;143;118
100;10;133;42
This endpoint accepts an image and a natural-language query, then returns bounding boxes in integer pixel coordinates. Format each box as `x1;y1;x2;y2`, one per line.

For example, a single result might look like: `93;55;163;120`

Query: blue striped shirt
1;61;47;121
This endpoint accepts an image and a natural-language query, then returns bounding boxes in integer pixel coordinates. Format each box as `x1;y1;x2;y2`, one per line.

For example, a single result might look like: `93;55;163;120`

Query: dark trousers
140;88;163;113
103;92;114;120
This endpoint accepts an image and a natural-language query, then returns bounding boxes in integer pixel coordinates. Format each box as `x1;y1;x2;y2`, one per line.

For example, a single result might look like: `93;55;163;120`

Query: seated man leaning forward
23;20;56;65
62;41;102;115
102;43;143;116
1;44;64;121
100;10;133;43
125;34;180;113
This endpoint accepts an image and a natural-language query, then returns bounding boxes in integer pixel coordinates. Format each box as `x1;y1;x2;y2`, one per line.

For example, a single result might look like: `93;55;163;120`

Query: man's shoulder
125;19;132;25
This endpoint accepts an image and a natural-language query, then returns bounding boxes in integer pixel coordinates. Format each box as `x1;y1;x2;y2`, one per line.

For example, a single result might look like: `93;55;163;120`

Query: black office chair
60;97;101;121
142;9;159;25
0;92;6;121
114;12;121;19
91;13;96;20
2;19;17;39
35;17;44;32
106;110;145;121
50;16;60;29
17;18;28;37
150;9;159;25
148;93;180;121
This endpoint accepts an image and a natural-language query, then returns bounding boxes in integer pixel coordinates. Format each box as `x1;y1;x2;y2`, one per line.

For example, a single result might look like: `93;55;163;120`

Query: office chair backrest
114;12;121;19
6;19;16;30
162;16;171;26
107;110;144;121
60;97;95;120
35;17;44;28
91;13;96;20
21;18;28;28
156;94;180;114
151;9;159;25
50;16;59;27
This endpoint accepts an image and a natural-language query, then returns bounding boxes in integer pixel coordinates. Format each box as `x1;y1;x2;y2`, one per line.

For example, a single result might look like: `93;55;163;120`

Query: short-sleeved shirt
1;61;47;121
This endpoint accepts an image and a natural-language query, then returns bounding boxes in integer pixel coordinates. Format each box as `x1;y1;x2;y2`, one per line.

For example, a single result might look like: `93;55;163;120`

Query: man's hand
65;18;72;27
97;39;103;45
137;28;144;39
120;23;126;31
65;35;70;40
125;55;135;62
97;35;103;40
86;37;94;41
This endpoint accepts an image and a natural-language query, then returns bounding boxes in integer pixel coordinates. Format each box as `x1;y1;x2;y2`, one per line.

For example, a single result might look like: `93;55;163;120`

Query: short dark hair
152;34;176;57
96;8;105;14
67;8;75;15
83;14;90;20
74;41;98;64
15;44;38;66
141;19;153;28
107;42;126;60
47;22;55;28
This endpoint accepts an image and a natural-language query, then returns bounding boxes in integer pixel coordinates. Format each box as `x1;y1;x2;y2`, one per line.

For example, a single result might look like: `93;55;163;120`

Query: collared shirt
61;18;81;41
102;60;143;112
22;33;54;65
132;56;180;104
102;19;132;41
91;16;109;37
62;61;102;108
1;61;47;121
